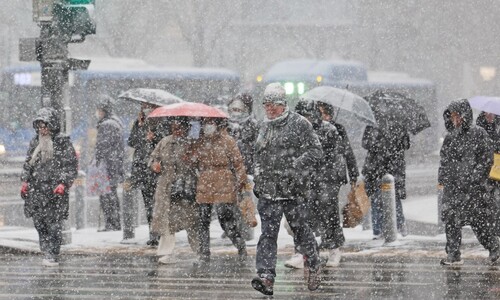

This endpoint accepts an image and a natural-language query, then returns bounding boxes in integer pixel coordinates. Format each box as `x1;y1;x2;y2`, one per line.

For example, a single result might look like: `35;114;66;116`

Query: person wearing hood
128;102;162;246
251;83;323;296
227;93;259;241
439;99;500;265
94;95;125;231
476;111;500;235
20;107;78;267
286;99;345;269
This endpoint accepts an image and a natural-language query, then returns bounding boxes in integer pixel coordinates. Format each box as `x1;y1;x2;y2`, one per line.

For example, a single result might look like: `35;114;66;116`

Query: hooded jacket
21;107;78;219
476;111;500;153
438;99;494;217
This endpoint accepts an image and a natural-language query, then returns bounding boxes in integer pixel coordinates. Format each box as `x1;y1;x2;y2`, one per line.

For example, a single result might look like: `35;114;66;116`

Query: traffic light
54;0;96;40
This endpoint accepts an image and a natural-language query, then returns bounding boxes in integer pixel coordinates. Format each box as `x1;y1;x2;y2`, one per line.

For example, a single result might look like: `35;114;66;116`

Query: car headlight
0;144;5;155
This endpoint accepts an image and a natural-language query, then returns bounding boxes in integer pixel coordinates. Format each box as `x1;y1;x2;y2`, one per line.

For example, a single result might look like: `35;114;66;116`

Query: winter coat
361;125;408;199
439;99;494;222
149;135;198;234
95;114;125;185
476;112;500;153
193;130;247;204
128;120;161;188
314;121;344;184
330;121;359;185
254;111;323;200
228;116;259;175
21;109;78;220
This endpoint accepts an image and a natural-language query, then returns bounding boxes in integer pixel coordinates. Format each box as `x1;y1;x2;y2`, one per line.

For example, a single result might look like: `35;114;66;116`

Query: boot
251;273;274;296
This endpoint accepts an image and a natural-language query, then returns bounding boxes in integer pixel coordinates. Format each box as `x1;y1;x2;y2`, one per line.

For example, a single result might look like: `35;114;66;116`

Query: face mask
203;124;217;136
188;121;201;139
143;108;153;116
229;111;249;122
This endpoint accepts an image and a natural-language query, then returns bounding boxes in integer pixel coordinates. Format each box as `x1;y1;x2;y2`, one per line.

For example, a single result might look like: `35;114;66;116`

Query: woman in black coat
20;107;78;267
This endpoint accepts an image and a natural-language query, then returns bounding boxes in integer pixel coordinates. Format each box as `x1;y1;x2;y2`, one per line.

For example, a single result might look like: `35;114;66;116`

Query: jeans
33;215;63;259
256;197;319;276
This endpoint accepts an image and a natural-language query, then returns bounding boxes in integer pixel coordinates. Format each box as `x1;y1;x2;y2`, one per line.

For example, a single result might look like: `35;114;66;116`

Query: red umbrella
147;102;228;118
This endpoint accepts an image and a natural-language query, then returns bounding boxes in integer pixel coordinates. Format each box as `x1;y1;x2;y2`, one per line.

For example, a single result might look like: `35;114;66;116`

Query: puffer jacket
254;111;323;200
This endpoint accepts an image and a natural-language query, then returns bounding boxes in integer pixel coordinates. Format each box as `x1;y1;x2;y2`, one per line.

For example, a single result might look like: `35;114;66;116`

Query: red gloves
53;184;65;195
20;182;29;198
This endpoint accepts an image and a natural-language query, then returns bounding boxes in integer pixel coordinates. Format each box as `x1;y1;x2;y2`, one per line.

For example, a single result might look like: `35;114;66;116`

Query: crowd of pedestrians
18;83;500;295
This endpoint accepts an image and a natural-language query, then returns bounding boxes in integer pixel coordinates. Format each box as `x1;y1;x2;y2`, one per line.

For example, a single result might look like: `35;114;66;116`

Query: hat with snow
263;82;287;105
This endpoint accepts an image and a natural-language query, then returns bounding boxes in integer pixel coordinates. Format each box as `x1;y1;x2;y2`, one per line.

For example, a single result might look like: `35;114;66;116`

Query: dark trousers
317;182;345;249
33;215;63;259
256;198;320;276
198;203;245;260
99;186;121;230
444;210;499;258
140;180;156;227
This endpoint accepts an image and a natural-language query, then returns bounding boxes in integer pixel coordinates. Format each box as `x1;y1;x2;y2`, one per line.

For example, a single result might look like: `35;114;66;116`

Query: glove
20;182;29;199
53;184;65;195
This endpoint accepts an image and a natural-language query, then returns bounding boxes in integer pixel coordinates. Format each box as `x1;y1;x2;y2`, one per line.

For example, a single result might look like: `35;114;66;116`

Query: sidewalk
0;194;489;260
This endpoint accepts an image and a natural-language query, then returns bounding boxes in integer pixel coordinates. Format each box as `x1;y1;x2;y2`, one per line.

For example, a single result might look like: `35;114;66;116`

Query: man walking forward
251;83;323;295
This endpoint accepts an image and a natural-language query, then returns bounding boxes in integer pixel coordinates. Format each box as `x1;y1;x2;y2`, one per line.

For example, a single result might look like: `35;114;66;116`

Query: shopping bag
86;161;111;196
342;181;371;228
489;153;500;181
239;180;258;227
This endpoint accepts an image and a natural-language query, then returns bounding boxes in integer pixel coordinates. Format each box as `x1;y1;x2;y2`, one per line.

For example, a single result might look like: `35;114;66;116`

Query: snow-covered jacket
21;108;78;220
254;111;323;200
192;130;247;204
439;99;494;219
95;114;125;185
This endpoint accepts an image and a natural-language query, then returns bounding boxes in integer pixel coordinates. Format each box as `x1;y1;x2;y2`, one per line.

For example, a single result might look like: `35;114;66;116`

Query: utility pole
20;0;96;244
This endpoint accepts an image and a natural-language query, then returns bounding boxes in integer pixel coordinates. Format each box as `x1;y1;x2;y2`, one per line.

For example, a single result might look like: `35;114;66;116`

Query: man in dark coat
362;121;409;238
95;95;125;231
293;99;346;268
20;107;78;267
227;93;259;241
439;99;500;265
128;103;162;245
251;83;323;295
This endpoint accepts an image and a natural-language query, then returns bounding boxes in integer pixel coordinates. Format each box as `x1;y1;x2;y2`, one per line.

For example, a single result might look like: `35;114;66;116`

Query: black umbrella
118;88;184;106
364;91;431;135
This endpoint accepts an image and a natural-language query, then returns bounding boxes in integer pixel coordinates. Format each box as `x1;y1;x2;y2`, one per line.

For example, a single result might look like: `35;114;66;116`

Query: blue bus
0;58;240;166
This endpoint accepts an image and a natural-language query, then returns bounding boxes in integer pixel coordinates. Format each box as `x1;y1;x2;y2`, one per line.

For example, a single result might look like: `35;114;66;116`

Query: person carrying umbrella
149;117;200;264
288;99;346;269
128;102;163;246
439;99;500;265
191;117;248;268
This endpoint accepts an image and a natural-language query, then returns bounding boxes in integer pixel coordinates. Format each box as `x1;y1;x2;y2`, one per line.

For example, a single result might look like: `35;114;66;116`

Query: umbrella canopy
301;86;376;126
364;91;431;135
468;96;500;115
118;88;184;106
147;102;228;119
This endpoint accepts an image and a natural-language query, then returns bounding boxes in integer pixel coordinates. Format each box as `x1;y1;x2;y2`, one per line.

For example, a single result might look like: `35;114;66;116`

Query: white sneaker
325;248;342;268
158;255;176;265
284;253;304;269
42;258;59;267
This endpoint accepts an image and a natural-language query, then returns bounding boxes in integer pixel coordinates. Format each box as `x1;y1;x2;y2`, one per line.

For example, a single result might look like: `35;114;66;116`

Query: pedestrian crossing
0;253;499;299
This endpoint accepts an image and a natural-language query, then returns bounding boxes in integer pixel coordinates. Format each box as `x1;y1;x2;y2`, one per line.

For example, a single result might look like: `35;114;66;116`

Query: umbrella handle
334;85;349;124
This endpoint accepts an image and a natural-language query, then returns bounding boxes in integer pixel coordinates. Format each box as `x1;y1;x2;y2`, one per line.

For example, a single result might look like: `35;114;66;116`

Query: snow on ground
0;194;491;261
